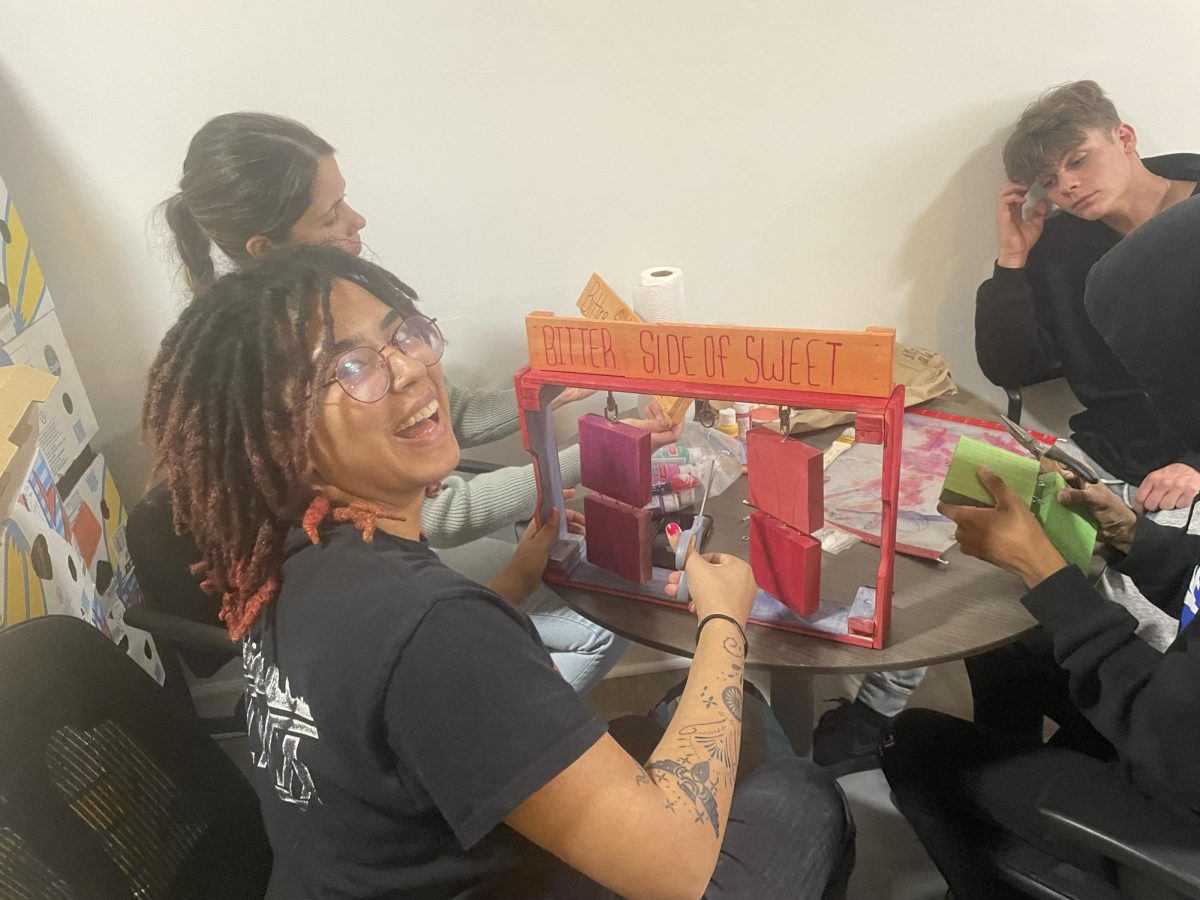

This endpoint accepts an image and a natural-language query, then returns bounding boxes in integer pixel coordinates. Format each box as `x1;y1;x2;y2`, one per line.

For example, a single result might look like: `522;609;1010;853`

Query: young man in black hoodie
882;193;1200;898
817;78;1200;776
976;79;1200;509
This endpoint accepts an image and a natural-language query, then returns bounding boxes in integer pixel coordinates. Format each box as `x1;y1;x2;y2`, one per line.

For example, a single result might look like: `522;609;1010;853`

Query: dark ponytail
163;193;216;291
162;112;334;294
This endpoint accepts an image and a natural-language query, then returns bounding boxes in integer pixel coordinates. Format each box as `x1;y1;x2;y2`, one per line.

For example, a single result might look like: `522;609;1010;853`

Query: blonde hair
1003;80;1121;184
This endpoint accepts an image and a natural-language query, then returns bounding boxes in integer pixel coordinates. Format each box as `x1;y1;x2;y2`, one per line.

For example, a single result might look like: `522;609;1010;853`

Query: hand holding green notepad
939;436;1098;572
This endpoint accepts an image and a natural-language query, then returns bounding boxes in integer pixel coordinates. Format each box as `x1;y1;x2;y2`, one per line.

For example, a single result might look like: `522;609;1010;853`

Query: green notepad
940;436;1098;572
940;436;1041;509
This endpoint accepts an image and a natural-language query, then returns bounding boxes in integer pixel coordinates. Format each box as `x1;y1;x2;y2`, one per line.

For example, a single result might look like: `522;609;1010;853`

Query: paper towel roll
632;266;686;322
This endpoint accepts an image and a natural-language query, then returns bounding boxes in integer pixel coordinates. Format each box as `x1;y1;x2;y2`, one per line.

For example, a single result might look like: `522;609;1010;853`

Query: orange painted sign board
527;313;895;398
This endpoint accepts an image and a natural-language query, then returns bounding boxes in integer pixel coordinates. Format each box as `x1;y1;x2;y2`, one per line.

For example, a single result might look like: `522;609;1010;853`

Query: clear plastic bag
652;422;742;499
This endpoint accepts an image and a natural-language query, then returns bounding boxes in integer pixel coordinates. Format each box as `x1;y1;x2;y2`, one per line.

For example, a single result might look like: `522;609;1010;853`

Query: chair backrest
0;616;271;899
127;481;233;678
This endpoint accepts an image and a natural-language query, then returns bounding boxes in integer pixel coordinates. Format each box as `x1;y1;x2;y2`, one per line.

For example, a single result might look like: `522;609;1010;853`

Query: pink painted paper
823;410;1031;558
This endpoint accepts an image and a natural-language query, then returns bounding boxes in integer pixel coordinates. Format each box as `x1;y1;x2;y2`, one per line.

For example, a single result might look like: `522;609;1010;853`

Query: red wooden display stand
515;307;904;649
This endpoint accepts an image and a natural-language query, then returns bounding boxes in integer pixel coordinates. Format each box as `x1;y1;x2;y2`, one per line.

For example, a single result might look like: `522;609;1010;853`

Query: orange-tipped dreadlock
143;245;422;640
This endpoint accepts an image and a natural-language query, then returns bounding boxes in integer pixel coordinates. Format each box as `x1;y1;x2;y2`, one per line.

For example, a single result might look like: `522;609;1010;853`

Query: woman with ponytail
158;113;697;690
162;112;346;291
144;245;853;899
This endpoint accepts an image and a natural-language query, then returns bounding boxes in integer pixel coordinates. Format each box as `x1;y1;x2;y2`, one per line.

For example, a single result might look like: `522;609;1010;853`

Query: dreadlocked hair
143;244;421;640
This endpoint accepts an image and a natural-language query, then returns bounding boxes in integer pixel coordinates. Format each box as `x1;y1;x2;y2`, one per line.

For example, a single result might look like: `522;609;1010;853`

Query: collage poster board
0;174;161;683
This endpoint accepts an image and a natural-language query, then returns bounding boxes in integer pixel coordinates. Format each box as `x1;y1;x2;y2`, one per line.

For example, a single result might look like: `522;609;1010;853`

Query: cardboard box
2;448;162;684
0;176;56;343
3;488;104;627
3;451;101;630
0;364;56;518
0;311;99;479
63;452;142;610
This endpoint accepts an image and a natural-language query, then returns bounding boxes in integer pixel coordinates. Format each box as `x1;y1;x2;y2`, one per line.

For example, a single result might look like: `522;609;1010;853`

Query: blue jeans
436;538;628;693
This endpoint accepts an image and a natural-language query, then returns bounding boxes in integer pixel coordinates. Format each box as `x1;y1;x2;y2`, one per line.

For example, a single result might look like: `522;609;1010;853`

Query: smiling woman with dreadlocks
151;110;692;692
144;244;853;899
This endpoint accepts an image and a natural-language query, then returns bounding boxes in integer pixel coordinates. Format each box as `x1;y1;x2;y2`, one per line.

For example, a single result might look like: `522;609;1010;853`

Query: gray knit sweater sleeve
421;381;581;547
421;445;582;548
446;382;522;448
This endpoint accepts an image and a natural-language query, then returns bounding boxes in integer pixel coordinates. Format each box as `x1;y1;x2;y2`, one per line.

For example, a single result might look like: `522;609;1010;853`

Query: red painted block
746;426;824;533
749;510;820;616
584;492;652;584
578;413;652;507
854;412;885;445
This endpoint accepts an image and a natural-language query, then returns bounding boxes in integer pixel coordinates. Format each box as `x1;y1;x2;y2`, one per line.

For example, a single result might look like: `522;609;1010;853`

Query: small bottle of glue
734;402;752;443
717;407;738;437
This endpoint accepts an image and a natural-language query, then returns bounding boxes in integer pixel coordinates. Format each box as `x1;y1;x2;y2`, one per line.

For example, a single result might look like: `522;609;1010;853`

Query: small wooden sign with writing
527;313;895;398
574;273;641;323
574;273;692;422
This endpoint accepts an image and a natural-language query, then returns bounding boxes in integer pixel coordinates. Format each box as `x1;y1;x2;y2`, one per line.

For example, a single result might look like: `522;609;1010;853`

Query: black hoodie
975;153;1200;483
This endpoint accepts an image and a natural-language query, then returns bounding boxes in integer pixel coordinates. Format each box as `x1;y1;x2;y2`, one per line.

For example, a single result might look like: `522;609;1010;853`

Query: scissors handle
673;520;707;603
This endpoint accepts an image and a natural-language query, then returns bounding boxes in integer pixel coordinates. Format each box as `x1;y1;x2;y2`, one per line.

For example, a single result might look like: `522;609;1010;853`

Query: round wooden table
551;421;1037;755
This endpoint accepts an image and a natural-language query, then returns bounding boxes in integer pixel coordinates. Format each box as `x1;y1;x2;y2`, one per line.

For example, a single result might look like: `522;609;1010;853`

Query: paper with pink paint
823;411;1031;558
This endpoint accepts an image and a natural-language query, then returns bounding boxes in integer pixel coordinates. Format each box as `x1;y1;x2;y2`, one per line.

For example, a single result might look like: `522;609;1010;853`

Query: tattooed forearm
679;720;735;768
647;758;721;837
640;620;747;848
722;685;743;722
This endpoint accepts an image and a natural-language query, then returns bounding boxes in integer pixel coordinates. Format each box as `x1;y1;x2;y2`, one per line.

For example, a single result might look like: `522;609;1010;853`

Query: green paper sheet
939;437;1098;573
939;436;1040;509
1034;471;1099;573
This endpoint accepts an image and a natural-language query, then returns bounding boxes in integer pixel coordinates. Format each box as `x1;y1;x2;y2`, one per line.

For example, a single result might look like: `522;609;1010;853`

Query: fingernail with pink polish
665;522;681;537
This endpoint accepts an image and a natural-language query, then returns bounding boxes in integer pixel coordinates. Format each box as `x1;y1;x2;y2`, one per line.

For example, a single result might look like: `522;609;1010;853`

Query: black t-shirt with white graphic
243;522;607;899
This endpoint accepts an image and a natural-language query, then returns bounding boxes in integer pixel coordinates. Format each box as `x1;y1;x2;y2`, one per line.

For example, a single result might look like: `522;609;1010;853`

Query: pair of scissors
674;459;717;603
1000;415;1100;485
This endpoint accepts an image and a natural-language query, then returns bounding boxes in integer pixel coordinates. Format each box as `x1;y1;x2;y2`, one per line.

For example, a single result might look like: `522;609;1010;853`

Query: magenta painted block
749;510;820;615
746;426;824;534
578;413;652;507
584;492;652;584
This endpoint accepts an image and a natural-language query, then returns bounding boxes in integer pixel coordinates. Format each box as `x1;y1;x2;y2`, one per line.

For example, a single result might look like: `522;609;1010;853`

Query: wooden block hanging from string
578;413;652;507
746;426;824;533
748;510;820;615
583;492;652;584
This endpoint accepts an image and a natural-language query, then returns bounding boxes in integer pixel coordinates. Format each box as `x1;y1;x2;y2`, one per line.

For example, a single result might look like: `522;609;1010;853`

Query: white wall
2;1;1199;497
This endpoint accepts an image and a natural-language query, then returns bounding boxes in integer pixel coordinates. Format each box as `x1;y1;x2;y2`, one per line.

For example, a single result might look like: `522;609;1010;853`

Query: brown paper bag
774;344;957;434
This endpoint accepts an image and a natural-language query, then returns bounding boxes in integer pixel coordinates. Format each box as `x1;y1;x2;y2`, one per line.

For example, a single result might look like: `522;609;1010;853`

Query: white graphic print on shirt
243;638;321;808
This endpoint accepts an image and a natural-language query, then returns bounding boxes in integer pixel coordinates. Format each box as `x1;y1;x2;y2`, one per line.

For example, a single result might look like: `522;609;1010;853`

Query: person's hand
491;508;574;604
549;388;597;410
1056;478;1137;553
620;401;683;451
1132;463;1200;513
662;524;756;626
997;182;1047;269
937;465;1066;588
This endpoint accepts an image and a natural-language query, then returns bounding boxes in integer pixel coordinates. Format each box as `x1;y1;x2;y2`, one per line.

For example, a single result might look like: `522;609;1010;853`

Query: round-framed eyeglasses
323;315;445;403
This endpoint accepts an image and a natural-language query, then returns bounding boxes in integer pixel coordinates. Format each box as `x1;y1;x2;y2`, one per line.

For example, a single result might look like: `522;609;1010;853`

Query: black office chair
1002;372;1064;425
0;616;272;899
991;770;1200;899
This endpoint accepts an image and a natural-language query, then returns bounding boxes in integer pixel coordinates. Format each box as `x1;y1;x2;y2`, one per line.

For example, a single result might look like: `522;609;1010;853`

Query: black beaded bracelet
695;614;748;654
